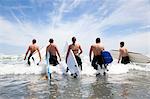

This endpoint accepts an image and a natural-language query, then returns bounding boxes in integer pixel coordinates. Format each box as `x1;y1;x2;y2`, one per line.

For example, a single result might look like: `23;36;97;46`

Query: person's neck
50;43;53;45
72;42;75;45
96;42;100;44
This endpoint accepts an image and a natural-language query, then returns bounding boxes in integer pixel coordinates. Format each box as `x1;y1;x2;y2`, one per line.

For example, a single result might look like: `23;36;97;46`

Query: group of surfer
24;37;130;76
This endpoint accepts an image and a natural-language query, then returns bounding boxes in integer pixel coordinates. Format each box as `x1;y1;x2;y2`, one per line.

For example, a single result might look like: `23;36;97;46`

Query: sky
0;0;150;55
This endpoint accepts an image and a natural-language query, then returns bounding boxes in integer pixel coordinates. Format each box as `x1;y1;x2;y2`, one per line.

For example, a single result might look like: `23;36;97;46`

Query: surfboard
30;46;47;65
66;50;80;77
110;50;150;63
46;52;51;80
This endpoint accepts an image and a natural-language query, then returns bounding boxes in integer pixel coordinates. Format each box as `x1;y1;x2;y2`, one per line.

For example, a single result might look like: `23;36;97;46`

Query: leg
66;67;69;72
75;55;82;70
50;73;52;79
80;65;82;71
92;57;98;70
27;60;31;66
27;54;32;66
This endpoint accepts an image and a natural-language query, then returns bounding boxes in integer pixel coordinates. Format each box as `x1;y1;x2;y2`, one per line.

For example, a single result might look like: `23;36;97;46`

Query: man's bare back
119;47;128;57
91;44;104;56
118;41;130;64
69;44;81;55
24;39;41;65
46;39;61;62
46;44;58;56
29;44;39;54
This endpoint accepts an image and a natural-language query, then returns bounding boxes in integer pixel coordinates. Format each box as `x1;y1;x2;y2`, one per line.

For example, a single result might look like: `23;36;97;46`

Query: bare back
119;47;128;57
47;44;57;56
29;44;39;54
69;44;80;55
91;43;104;56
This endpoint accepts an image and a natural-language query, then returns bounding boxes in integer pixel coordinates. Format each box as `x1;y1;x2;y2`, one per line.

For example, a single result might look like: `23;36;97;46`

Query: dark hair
120;41;124;47
32;39;36;44
72;37;76;43
96;38;100;43
49;38;54;43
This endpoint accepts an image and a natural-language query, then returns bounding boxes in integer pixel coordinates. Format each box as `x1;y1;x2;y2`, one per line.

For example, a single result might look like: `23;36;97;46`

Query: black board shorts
121;56;130;64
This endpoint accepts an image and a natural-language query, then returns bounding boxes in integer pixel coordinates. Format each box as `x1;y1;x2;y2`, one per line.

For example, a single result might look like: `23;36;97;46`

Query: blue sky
0;0;150;55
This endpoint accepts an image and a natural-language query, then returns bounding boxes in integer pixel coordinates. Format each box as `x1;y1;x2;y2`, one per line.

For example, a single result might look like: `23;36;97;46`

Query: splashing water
0;55;149;75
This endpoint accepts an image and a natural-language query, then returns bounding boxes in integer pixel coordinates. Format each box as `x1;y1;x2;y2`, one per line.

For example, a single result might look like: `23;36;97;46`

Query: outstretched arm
66;46;70;63
89;46;92;62
24;46;30;60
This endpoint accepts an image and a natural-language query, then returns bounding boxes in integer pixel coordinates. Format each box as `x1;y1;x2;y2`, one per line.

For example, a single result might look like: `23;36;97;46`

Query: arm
79;45;83;55
118;49;122;63
46;46;48;59
55;46;61;61
37;47;41;61
66;45;71;63
102;46;105;51
24;46;30;60
89;46;92;62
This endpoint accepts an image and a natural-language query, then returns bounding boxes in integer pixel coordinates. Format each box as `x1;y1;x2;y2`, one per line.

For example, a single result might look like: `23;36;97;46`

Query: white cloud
0;0;150;55
99;0;150;31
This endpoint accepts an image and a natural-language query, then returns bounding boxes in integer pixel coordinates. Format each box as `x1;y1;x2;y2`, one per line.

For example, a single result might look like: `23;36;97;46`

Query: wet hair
72;37;76;43
32;39;36;44
120;41;124;47
49;38;54;43
96;38;100;43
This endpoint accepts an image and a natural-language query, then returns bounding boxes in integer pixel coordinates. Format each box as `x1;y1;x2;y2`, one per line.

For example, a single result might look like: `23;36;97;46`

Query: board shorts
121;56;130;64
92;55;104;70
49;55;59;66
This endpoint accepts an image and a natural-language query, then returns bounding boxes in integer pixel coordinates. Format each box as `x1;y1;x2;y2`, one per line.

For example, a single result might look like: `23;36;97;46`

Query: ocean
0;54;150;99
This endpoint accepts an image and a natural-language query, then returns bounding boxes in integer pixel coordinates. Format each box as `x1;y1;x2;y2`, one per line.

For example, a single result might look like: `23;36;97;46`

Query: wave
0;55;150;75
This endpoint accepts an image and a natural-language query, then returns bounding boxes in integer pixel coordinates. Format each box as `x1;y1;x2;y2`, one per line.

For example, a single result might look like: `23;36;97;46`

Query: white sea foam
0;55;149;75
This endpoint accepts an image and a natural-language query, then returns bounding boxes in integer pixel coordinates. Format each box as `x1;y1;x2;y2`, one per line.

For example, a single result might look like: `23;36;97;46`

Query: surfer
118;41;130;64
66;37;83;72
24;39;41;66
89;38;104;76
46;38;61;66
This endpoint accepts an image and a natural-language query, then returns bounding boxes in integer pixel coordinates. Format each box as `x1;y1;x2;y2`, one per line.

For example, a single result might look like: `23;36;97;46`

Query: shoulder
91;44;95;47
29;45;32;48
53;44;57;48
69;44;72;48
76;43;81;47
46;45;50;49
36;45;39;49
119;48;123;51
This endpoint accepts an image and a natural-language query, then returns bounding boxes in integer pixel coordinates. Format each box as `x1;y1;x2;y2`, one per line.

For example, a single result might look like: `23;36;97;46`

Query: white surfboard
110;50;150;63
30;46;47;65
66;50;80;76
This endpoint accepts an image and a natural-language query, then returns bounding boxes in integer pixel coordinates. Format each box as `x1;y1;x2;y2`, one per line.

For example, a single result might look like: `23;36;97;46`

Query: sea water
0;54;150;99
